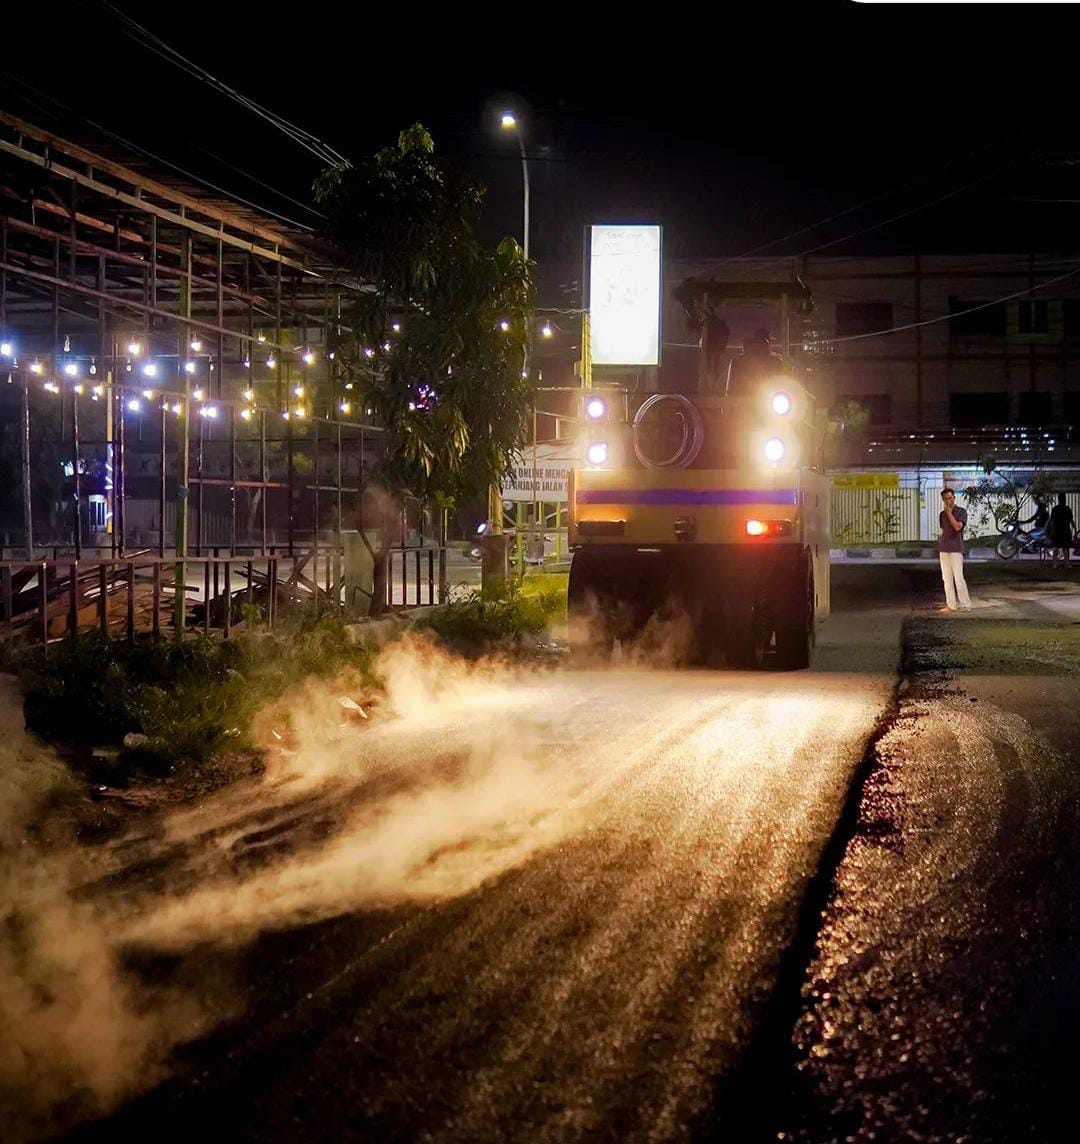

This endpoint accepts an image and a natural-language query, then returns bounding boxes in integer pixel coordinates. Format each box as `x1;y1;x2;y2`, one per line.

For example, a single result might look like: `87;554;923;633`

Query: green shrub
417;578;564;655
11;612;376;772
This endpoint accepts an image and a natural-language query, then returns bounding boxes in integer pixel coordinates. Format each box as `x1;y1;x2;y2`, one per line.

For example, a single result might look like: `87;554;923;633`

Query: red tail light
745;518;792;538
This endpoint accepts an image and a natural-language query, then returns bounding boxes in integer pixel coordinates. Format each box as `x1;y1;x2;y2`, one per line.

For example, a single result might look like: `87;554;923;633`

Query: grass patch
416;576;567;656
4;610;376;775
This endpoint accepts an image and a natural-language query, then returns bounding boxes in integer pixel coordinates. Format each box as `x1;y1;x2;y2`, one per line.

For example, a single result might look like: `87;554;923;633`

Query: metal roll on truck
566;279;830;669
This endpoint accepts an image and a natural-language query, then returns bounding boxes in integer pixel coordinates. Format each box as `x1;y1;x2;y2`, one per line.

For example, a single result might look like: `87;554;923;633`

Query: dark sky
6;1;1080;287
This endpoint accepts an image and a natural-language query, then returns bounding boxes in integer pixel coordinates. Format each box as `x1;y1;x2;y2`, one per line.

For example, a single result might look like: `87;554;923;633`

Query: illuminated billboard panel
589;224;661;366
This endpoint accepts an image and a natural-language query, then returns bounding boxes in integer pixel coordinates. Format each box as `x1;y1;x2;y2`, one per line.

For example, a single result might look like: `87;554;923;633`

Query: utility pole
174;232;192;637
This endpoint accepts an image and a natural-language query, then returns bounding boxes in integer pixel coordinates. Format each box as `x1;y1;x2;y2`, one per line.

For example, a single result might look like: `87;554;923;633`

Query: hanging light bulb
363;346;375;359
0;341;12;357
73;383;84;395
190;337;203;352
391;323;401;334
171;402;182;415
184;360;196;374
293;384;304;398
127;340;141;357
339;401;351;415
142;362;158;378
44;381;59;394
192;387;204;401
302;350;316;366
64;362;78;377
127;398;141;412
541;322;554;338
30;360;43;375
142;389;155;400
294;406;306;419
92;384;104;397
256;332;266;344
243;388;254;402
266;355;276;369
89;359;97;376
240;408;253;421
499;319;510;332
63;334;71;352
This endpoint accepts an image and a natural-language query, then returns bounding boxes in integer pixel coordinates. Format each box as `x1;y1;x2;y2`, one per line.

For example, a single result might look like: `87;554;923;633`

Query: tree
314;125;535;613
964;458;1055;536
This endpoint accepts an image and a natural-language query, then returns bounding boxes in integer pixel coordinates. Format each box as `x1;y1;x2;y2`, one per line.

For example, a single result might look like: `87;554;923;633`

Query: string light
302;350;316;366
294;406;306;419
64;362;78;377
171;402;182;415
391;323;401;334
0;341;12;357
92;384;104;397
243;387;255;402
190;337;203;352
382;341;391;352
44;381;59;394
240;408;253;421
541;322;554;338
344;382;353;390
192;387;204;401
184;360;196;374
339;401;351;414
499;320;510;332
72;383;84;395
281;410;290;420
127;398;141;412
243;357;251;368
127;340;142;357
30;360;43;375
198;405;218;419
142;389;155;400
89;359;97;375
266;355;276;369
293;384;304;398
256;332;266;343
142;362;158;378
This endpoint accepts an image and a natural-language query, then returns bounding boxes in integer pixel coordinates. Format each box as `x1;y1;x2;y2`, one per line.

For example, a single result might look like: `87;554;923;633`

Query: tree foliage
314;125;535;509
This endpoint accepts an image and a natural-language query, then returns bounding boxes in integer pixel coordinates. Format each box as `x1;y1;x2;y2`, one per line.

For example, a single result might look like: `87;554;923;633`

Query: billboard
501;442;579;503
589;224;661;366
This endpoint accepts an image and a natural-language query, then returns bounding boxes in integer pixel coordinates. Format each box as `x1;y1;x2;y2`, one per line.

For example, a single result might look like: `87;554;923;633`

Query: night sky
5;2;1080;285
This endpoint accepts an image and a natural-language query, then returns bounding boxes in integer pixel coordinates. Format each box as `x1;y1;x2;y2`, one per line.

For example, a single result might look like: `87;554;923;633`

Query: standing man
1048;492;1075;568
939;488;972;612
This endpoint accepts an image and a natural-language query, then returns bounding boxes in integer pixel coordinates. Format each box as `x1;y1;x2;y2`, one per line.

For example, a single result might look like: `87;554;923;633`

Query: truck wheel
567;554;615;662
726;597;774;670
774;558;815;670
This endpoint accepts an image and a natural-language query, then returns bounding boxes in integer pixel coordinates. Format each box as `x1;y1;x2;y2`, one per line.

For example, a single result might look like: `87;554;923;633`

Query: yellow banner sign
832;472;900;490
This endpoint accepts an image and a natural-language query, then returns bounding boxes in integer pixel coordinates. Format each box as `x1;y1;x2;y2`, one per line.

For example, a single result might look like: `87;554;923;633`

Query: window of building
949;297;1007;337
835;302;893;337
1018;391;1053;425
950;392;1009;427
1017;300;1048;335
1065;391;1080;424
1063;300;1080;337
835;393;892;425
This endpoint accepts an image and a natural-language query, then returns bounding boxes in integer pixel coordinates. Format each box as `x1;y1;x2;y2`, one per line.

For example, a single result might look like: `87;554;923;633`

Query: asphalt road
4;566;900;1144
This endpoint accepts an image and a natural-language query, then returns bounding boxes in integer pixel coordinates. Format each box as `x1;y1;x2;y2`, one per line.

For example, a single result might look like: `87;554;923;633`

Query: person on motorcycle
1018;497;1050;545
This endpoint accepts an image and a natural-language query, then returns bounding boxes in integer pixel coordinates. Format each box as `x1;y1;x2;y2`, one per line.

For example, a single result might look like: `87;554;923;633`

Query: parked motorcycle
995;520;1051;560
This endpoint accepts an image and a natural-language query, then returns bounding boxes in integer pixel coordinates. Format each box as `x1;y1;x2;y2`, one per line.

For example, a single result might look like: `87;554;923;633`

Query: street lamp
500;110;529;259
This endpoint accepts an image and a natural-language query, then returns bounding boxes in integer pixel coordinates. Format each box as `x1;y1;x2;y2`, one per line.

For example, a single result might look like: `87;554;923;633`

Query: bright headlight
771;391;792;415
764;437;785;463
586;441;609;466
585;396;607;420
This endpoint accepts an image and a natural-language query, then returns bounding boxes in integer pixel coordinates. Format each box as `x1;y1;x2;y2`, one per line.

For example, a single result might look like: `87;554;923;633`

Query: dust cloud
0;637;613;1138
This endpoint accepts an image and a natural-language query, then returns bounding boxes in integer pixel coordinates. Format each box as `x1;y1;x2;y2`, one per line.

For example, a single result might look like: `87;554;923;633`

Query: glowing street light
498;110;529;259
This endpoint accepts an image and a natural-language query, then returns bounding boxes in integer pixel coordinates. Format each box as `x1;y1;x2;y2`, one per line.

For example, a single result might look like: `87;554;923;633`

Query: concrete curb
830;547;997;561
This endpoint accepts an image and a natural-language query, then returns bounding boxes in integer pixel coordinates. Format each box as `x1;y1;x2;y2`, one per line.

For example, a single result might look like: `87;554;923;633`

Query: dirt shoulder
781;563;1080;1144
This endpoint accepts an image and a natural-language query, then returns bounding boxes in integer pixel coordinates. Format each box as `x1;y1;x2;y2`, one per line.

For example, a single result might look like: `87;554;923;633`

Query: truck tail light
745;518;793;538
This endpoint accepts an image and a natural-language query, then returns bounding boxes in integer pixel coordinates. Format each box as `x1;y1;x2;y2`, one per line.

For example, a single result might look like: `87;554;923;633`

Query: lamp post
500;112;529;259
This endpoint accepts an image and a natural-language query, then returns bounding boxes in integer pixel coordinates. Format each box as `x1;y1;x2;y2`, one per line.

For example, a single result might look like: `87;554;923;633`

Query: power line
97;2;348;167
810;264;1080;347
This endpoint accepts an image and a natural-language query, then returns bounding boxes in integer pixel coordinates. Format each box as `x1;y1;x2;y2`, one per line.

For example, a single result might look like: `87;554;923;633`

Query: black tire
726;594;774;670
996;536;1020;560
774;558;815;671
567;552;615;662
